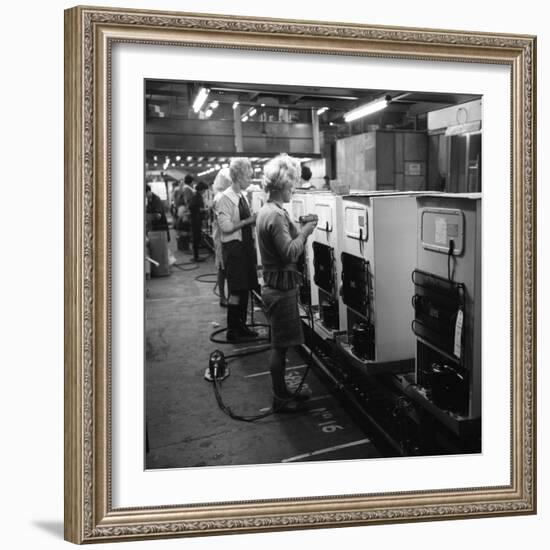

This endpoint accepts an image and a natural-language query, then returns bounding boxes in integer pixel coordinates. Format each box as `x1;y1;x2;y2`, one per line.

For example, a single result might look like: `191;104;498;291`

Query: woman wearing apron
216;158;258;341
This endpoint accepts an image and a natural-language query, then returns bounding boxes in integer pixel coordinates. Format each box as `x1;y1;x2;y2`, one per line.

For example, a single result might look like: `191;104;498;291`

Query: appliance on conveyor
412;193;481;419
284;191;318;308
310;192;344;335
338;192;420;368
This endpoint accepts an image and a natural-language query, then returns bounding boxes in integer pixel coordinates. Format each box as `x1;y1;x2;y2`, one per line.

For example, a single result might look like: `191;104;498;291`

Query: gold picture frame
64;5;537;544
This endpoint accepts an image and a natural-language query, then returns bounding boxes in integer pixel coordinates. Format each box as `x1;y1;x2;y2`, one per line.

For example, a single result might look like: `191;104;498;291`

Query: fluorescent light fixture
175;155;181;161
192;87;209;113
153;155;158;161
210;100;219;109
344;96;389;123
316;106;329;115
261;103;266;107
205;108;213;118
232;101;239;109
187;156;193;161
249;108;257;117
242;115;248;122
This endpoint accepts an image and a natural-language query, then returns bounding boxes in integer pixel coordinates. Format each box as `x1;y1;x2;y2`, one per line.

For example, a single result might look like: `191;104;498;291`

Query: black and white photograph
144;79;483;469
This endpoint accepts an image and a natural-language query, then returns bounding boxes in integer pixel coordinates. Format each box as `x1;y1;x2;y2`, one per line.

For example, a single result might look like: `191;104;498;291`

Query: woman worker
256;154;317;411
216;158;259;341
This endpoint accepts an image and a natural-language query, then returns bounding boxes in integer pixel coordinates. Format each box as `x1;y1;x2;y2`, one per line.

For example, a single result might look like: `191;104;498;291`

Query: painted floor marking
281;438;371;463
258;394;331;412
244;364;308;378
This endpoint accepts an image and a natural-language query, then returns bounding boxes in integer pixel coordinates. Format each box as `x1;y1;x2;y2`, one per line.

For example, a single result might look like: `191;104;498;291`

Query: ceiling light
249;108;257;116
153;155;158;161
192;87;210;113
242;115;248;122
344;96;390;123
210;100;219;109
153;163;158;167
261;103;266;107
187;156;193;161
205;108;213;118
175;155;181;161
316;106;329;115
233;101;239;109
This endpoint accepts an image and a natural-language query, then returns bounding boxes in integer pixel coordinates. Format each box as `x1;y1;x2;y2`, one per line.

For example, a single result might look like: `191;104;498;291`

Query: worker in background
216;158;258;341
188;181;208;262
212;168;232;307
256;154;317;411
174;174;195;251
299;165;313;189
146;184;171;277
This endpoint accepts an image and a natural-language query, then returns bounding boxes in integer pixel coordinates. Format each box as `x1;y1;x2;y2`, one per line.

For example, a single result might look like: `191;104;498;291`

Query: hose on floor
208;293;315;422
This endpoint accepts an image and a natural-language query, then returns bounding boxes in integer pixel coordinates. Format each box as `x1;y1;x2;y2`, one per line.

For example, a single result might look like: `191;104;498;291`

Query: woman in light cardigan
216;158;258;341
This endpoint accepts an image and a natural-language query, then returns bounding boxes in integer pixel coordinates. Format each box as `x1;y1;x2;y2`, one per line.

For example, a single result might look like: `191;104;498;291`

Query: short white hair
212;167;232;193
263;154;301;193
229;158;252;185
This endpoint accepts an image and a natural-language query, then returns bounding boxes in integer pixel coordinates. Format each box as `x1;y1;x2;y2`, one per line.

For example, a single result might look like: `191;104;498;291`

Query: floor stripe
281;438;371;463
258;394;331;412
244;364;308;378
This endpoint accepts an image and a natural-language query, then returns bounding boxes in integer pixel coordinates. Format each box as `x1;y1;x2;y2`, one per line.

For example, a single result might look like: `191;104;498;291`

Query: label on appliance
454;308;463;359
435;217;448;245
344;207;366;239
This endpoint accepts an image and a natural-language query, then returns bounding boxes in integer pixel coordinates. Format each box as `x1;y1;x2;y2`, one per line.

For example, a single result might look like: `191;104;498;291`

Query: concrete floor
145;233;381;469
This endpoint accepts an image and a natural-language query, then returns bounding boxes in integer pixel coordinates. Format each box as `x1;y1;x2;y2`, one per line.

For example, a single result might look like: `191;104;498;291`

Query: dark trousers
227;290;249;331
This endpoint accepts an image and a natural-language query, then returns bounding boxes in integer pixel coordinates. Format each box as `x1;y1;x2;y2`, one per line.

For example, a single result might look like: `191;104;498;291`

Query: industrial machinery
284;190;318;308
337;192;420;369
250;188;267;277
411;193;481;421
309;191;345;335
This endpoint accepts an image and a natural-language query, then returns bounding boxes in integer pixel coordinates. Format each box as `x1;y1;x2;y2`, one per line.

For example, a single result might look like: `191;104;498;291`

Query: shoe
219;298;228;308
239;325;258;338
289;387;312;401
272;395;307;413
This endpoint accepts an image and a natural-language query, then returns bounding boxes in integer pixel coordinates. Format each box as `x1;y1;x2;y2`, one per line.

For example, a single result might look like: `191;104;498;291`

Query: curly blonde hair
229;158;252;186
263;154;301;193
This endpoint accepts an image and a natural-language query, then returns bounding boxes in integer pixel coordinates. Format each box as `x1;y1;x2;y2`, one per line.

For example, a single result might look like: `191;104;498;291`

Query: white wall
1;1;547;549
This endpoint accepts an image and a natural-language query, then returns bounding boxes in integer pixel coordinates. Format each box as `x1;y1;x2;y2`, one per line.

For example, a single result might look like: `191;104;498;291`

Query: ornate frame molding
64;5;536;544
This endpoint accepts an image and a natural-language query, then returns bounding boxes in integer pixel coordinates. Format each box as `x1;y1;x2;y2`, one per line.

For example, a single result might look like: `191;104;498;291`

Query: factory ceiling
145;79;481;174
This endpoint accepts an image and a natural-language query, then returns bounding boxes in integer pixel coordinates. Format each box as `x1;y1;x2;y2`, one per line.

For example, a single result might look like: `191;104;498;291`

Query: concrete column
311;108;320;155
233;104;243;153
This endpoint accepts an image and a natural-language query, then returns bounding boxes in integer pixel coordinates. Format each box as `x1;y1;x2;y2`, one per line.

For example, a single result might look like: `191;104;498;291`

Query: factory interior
144;79;482;469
